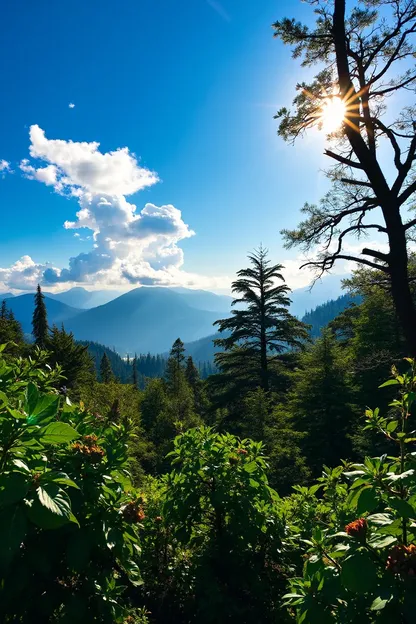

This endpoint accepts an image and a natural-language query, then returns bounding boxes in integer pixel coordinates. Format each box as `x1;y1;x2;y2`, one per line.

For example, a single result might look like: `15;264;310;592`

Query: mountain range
1;278;346;357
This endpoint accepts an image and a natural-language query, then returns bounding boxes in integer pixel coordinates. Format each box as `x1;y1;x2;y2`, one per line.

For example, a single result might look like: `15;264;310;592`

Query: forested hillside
0;1;415;623
302;293;359;338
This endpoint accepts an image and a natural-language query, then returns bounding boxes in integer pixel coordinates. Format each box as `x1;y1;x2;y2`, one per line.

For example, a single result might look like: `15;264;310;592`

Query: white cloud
68;103;75;109
25;124;158;196
0;125;228;292
0;160;12;176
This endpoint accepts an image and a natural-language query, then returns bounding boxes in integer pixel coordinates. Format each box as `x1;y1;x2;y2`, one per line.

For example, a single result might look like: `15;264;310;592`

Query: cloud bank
0;125;229;292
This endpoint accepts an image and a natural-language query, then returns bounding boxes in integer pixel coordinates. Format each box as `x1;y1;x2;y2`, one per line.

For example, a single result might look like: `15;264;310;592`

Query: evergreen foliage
100;352;114;384
214;247;309;394
32;284;48;347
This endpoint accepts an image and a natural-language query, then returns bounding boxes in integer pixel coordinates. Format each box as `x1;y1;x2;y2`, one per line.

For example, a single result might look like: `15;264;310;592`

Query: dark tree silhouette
100;352;114;384
32;284;48;347
214;247;309;392
274;0;416;352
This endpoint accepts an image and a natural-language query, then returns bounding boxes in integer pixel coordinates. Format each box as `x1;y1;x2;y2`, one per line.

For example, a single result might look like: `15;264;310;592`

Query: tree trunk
385;204;416;355
333;0;416;355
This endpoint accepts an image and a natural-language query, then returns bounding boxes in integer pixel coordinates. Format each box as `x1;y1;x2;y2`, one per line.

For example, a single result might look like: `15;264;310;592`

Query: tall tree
132;354;138;388
100;352;114;384
166;338;186;396
47;325;94;393
274;0;416;352
32;284;48;347
283;328;358;475
214;247;309;392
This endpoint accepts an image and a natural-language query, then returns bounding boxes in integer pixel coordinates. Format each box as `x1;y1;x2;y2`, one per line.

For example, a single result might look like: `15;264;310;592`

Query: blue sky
0;0;343;294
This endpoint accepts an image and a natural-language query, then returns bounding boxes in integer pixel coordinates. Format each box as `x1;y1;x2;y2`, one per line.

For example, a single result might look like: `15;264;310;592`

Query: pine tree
214;247;309;393
32;284;48;347
132;354;138;388
166;338;186;397
185;356;199;388
100;352;114;384
47;325;94;392
286;329;358;476
0;302;24;353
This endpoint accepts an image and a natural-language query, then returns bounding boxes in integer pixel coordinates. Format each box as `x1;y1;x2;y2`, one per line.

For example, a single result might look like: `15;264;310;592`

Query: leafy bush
139;427;290;623
283;359;416;623
0;346;144;623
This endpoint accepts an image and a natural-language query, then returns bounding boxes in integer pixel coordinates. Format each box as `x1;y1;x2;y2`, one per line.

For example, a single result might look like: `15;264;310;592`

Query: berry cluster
386;544;416;577
345;518;367;540
122;500;146;524
72;434;105;463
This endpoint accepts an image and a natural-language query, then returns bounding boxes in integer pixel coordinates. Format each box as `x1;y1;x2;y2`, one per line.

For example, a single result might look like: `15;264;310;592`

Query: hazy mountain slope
6;294;81;334
171;288;233;313
290;275;343;318
48;287;123;309
66;287;219;354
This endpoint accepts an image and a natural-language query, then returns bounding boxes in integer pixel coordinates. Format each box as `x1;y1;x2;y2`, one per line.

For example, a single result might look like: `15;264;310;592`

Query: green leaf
27;394;60;425
26;484;74;529
386;420;399;433
37;483;71;516
0;473;30;508
367;513;393;526
341;552;378;594
389;498;415;519
371;590;394;611
40;422;80;444
356;487;379;515
0;390;8;407
379;379;400;388
25;382;39;415
44;473;80;489
368;534;397;549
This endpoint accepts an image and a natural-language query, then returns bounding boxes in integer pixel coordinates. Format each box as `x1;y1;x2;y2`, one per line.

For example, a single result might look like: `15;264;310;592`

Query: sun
320;96;346;133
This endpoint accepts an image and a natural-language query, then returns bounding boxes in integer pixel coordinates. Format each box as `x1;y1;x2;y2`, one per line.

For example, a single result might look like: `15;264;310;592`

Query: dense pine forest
0;0;416;622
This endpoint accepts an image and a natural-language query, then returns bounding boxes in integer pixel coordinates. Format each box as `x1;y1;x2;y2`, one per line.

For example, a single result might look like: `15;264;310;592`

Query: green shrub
283;359;416;622
0;346;143;623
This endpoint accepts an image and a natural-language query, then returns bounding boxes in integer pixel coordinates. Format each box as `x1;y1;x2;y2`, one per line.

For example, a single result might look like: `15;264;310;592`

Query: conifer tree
166;338;186;397
185;355;209;416
1;300;6;319
132;354;138;388
214;247;309;393
47;325;94;392
32;284;48;347
100;352;114;384
284;328;358;476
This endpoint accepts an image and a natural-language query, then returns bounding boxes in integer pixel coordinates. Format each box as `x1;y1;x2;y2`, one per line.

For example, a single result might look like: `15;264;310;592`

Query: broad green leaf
367;513;393;526
356;487;379;515
0;390;8;407
371;590;394;611
37;483;71;516
25;382;39;415
43;472;80;489
243;461;257;473
389;498;415;519
0;473;30;507
27;394;60;425
341;552;378;594
40;422;80;445
26;484;75;529
368;534;397;549
386;420;399;433
379;379;400;388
